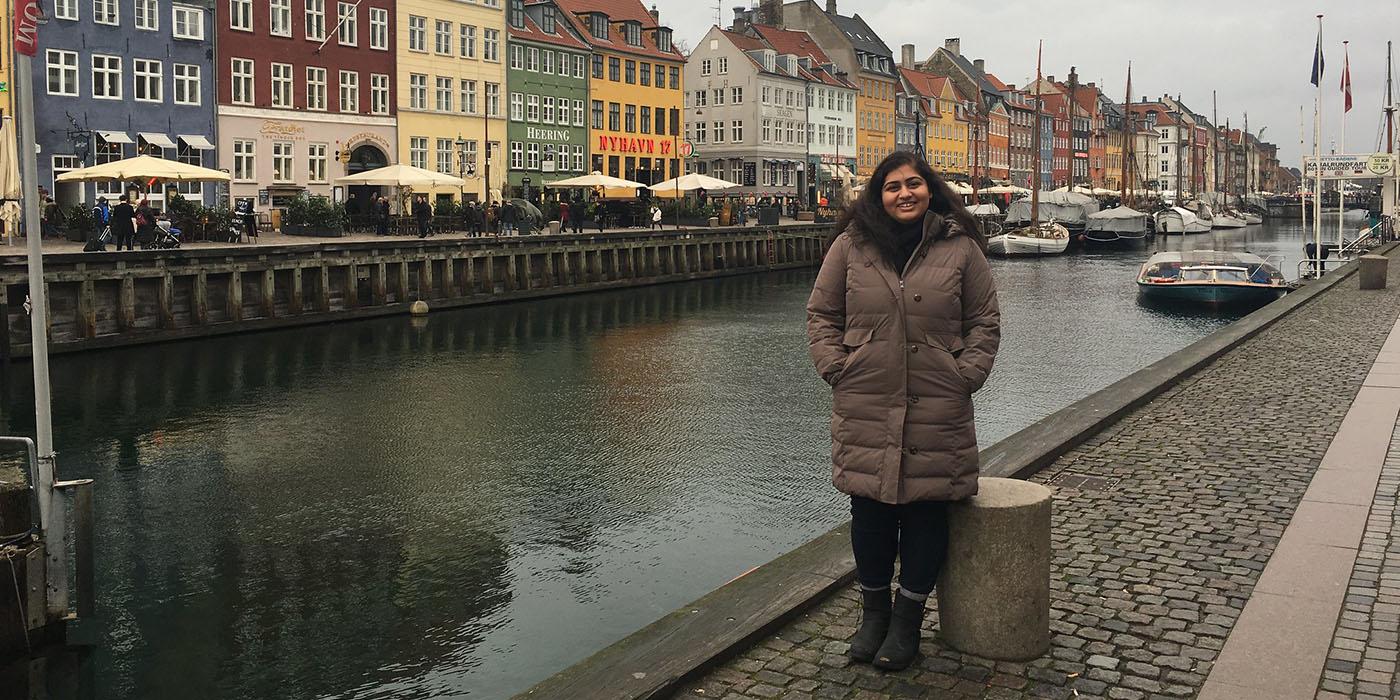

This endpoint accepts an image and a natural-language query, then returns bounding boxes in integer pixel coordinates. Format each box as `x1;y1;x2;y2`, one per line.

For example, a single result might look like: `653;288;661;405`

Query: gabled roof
511;4;591;51
750;24;831;64
933;47;999;97
722;29;767;53
983;72;1009;92
829;12;891;57
553;0;684;61
898;67;950;99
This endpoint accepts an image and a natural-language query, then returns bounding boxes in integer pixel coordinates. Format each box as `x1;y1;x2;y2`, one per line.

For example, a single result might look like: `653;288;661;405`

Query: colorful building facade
505;0;591;198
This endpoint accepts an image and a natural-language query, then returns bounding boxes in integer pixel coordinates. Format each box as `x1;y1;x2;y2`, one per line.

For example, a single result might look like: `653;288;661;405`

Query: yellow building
856;74;896;177
397;0;508;204
0;0;12;118
556;0;683;198
921;77;966;177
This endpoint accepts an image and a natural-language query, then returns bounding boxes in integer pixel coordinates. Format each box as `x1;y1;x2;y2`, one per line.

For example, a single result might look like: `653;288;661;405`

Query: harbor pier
519;244;1400;700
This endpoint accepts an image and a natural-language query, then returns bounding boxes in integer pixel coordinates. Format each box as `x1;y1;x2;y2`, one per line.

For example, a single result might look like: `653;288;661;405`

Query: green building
506;0;591;200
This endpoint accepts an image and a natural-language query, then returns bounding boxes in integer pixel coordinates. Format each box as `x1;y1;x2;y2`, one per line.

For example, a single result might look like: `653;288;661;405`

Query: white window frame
526;142;539;169
409;137;428;170
339;70;359;113
526;94;539;122
306;66;327;111
46;50;79;96
409;73;427;110
435;76;452;112
337;2;357;45
269;0;290;36
460;24;476;58
172;3;203;39
408;15;426;52
542;95;554;124
434;19;452;55
93;0;118;25
230;57;254;105
436;138;453;174
228;0;250;31
510;141;523;169
304;0;325;41
572;99;584;128
370;73;389;115
460;79;476;114
54;0;78;21
509;92;523;121
91;54;122;100
270;62;293;107
307;143;328;183
173;63;200;105
232;139;255;181
485;82;499;117
272;141;294;183
133;58;162;102
134;0;157;31
482;28;499;62
369;7;388;49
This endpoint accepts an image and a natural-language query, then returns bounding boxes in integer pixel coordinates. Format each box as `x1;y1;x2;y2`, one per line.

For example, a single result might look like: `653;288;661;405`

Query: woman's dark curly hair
828;151;984;265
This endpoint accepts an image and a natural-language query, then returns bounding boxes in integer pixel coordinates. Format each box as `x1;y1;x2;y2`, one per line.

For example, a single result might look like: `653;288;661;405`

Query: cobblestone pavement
1315;425;1400;700
672;260;1400;700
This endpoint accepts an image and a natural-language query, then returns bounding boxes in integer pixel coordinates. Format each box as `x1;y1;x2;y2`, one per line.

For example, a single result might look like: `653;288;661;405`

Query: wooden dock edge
513;242;1399;700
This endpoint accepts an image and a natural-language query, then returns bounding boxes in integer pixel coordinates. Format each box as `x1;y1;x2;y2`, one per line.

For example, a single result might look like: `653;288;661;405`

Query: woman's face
881;164;931;224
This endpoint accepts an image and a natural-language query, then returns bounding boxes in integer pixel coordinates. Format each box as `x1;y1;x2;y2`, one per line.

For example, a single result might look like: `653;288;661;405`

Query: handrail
0;436;40;533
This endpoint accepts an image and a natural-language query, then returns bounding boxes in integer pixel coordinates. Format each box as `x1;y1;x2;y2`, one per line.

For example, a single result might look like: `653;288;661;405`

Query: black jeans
850;495;950;596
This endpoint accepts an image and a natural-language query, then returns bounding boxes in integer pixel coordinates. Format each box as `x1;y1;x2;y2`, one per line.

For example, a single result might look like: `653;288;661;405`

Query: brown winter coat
806;212;1000;504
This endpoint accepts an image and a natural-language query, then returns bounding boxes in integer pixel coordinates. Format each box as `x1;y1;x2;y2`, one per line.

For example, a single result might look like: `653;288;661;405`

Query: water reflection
0;221;1314;699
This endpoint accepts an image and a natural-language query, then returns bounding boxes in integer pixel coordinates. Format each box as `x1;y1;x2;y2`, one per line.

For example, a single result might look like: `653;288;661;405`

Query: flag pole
1339;40;1348;253
1314;14;1324;277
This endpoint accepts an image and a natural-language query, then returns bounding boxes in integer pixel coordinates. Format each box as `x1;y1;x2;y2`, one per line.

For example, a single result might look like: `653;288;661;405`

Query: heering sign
528;126;571;142
596;135;672;155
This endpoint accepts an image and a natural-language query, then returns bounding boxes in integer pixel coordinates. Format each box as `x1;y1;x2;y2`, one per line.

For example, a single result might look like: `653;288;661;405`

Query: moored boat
1154;207;1211;234
1084;205;1150;246
1136;251;1289;306
1211;211;1248;229
988;221;1070;256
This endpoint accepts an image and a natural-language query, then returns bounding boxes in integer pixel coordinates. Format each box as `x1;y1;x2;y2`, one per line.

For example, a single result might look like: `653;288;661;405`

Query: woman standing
806;151;1000;671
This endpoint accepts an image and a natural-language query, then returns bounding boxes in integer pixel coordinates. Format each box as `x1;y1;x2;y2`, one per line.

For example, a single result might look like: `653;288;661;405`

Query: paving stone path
671;258;1400;700
1315;426;1400;700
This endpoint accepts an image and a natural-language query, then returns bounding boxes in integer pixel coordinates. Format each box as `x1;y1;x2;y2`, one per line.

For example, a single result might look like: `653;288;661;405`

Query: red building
216;0;399;203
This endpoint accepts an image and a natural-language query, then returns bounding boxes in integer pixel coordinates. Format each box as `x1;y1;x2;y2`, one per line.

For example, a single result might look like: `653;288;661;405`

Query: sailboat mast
1032;40;1042;227
1387;41;1395;154
1244;112;1250;198
1121;63;1132;204
1225;117;1231;206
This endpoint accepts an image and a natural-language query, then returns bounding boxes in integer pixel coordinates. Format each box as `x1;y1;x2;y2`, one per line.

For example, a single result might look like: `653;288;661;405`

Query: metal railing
0;435;93;624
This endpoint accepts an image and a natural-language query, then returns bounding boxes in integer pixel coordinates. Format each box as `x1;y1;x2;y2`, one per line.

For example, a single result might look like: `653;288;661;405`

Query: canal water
0;217;1343;699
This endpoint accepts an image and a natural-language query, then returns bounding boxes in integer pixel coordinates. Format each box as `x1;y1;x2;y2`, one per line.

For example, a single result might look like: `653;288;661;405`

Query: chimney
1046;75;1054;84
1086;81;1095;90
973;58;984;74
900;43;915;69
825;0;836;14
944;37;960;56
731;6;748;31
649;4;658;22
758;0;783;26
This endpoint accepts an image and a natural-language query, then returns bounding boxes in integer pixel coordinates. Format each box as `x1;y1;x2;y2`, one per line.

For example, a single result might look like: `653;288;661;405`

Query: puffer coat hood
806;211;1000;504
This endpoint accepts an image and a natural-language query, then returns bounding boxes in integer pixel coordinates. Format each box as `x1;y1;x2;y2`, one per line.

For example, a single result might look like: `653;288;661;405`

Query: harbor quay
519;246;1400;700
0;222;825;358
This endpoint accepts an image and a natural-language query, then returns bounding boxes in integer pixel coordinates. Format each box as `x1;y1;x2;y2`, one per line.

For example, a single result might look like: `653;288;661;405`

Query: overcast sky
666;0;1399;168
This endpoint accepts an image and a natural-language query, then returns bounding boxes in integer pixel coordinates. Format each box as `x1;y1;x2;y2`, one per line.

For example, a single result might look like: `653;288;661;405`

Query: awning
95;130;133;144
836;165;854;179
178;134;215;150
138;132;177;148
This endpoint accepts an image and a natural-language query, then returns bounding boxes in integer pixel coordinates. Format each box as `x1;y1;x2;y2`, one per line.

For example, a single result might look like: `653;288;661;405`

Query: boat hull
1212;215;1248;229
1137;282;1286;306
988;233;1069;256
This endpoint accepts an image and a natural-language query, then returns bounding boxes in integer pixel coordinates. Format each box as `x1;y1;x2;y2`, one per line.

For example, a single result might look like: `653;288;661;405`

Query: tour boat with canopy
1136;250;1290;306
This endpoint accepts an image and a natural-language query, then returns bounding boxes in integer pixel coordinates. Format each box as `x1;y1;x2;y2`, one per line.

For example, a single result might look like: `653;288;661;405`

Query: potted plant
281;194;347;237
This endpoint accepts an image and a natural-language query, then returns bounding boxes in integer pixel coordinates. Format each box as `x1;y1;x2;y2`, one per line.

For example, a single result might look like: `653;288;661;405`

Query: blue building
34;0;217;208
1039;110;1053;191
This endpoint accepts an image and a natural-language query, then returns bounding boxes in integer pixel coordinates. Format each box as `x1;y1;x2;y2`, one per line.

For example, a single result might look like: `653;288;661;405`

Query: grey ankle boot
872;592;926;671
847;587;892;662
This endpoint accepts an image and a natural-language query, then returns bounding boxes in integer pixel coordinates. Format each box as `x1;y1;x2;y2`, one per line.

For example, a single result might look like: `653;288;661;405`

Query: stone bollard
708;216;719;228
1359;254;1388;290
548;220;563;235
409;300;430;316
938;477;1052;661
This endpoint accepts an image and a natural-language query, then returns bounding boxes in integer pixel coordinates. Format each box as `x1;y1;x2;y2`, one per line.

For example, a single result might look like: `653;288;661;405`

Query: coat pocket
925;332;971;393
832;327;874;386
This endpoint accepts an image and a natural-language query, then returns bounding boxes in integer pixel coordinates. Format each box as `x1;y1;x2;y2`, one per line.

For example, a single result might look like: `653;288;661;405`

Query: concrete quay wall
0;226;828;358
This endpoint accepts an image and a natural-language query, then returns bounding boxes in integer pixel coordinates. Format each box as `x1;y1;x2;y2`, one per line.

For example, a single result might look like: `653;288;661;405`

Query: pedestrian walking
110;195;136;251
650;204;662;230
572;199;584;233
134;198;157;248
500;201;517;235
806;151;1000;672
559;201;570;233
414;195;433;238
91;197;110;238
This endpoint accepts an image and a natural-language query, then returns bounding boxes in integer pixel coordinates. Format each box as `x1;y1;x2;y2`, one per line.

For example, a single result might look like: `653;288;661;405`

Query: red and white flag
1341;43;1353;113
13;0;40;57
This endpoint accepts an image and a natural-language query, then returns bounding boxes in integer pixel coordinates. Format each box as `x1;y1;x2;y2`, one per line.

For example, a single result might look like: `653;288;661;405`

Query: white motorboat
1243;212;1263;225
1137;251;1290;306
1154;207;1211;234
1211;211;1248;229
987;221;1070;256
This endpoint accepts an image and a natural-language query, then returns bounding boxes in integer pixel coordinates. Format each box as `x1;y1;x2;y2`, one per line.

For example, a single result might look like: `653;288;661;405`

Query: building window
408;15;426;51
460;25;476;58
654;64;665;88
272;141;294;182
655;107;665;135
732;120;742;142
482;29;499;62
542;50;554;75
608;102;619;131
542;96;555;124
639;61;651;87
270;62;293;107
304;0;325;40
232;139;255;181
339;70;359;112
510;141;523;169
712;121;723;143
510;92;523;120
732;86;742;104
92;54;121;99
55;0;78;21
573;99;584;127
526;94;539;122
46;50;79;96
608;57;620;81
625;60;635;84
700;59;711;77
134;59;162;102
589;13;606;40
134;0;156;30
460;80;476;114
172;3;202;38
173;63;200;105
575;55;586;79
409;137;428;169
230;57;253;104
175;144;204;197
669;67;679;89
370;73;389;114
435;76;452;111
718;57;728;74
591;100;602;129
337;2;356;45
409;73;427;110
526;142;539;169
369;7;388;49
572;145;584;172
541;4;555;33
93;0;117;25
509;45;523;70
640;106;650;134
435;19;451;54
269;0;289;35
307;143;327;182
306;67;327;110
713;88;723;105
508;0;523;27
591;54;602;79
624;104;635;133
485;82;500;116
437;138;454;174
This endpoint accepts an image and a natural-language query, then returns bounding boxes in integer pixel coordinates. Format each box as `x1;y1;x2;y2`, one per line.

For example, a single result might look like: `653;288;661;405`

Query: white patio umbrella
949;182;974;195
334;163;464;187
547;170;647;189
0;118;18;243
55;154;232;182
647;172;741;191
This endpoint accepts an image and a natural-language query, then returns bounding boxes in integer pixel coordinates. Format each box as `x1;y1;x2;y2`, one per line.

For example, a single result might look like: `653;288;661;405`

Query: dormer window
589;13;608;40
762;50;775;73
509;0;524;28
541;5;556;33
655;27;672;53
623;21;641;46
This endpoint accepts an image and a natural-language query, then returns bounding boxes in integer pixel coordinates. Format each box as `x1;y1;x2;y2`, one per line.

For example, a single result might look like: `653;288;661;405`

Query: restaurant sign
595;135;673;156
